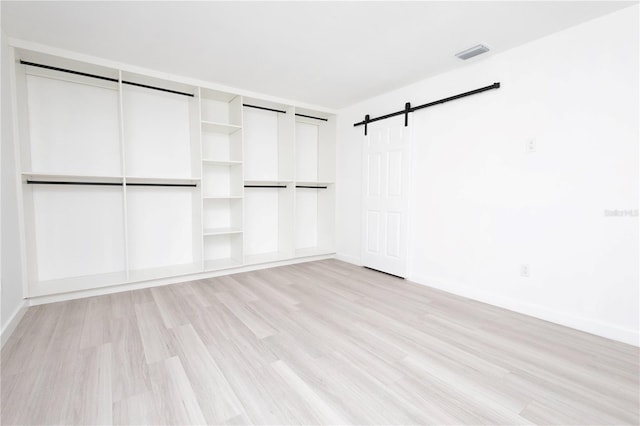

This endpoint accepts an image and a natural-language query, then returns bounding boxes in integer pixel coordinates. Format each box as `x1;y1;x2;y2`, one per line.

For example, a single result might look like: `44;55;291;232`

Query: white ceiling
1;1;635;109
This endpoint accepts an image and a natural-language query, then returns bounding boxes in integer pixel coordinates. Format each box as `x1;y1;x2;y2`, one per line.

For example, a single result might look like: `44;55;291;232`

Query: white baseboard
335;253;362;266
1;299;28;348
28;254;335;306
411;274;639;347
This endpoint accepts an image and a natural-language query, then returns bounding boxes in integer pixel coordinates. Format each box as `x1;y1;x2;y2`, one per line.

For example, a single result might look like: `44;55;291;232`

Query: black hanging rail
243;104;287;114
27;180;197;188
127;183;197;187
20;60;195;98
295;113;328;122
354;82;500;135
244;184;287;188
26;180;122;186
242;104;328;121
296;185;328;189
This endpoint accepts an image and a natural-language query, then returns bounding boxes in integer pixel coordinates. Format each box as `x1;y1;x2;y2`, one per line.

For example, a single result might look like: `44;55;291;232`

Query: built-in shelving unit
294;109;336;258
12;45;335;298
242;99;295;265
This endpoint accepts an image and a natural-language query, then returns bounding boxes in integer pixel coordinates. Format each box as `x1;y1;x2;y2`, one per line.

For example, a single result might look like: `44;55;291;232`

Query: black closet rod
353;82;500;134
26;180;122;187
295;113;328;122
241;104;328;122
244;184;287;188
127;183;197;187
20;60;195;98
26;180;197;188
243;104;287;114
296;185;328;189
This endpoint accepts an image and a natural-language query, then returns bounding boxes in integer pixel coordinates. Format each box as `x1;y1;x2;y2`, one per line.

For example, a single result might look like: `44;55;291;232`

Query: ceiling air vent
455;44;490;60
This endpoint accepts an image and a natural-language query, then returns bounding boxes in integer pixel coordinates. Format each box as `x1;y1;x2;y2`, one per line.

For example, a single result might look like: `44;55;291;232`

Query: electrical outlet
526;139;536;153
520;264;530;277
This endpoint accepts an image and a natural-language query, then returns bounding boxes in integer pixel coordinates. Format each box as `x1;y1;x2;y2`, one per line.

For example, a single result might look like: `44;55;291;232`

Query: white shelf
203;195;242;199
125;176;200;185
201;121;241;134
244;180;292;187
202;159;242;166
244;251;290;266
28;270;128;297
204;258;242;271
204;227;242;236
22;172;124;184
295;247;336;258
128;262;202;283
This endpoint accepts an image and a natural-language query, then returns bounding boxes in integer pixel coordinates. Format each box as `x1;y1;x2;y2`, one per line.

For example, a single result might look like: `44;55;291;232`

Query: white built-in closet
13;48;335;297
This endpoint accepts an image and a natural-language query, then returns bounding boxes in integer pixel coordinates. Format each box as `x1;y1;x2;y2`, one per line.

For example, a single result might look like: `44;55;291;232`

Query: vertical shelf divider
198;86;206;271
118;69;130;280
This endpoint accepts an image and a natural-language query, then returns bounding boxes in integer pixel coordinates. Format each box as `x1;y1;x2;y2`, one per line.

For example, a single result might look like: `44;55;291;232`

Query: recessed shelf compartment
200;88;242;126
244;185;294;261
293;111;336;257
20;63;122;177
126;185;201;274
122;72;200;179
204;233;243;271
202;163;243;197
201;125;243;163
243;99;294;182
203;197;242;233
23;183;127;294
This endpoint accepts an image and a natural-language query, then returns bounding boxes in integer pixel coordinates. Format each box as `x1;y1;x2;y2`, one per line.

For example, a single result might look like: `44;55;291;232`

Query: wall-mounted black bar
243;104;287;114
26;180;197;187
120;81;193;98
127;183;197;187
295;113;328;122
353;82;500;134
20;60;118;83
20;60;194;97
27;180;122;186
296;185;328;189
244;185;287;188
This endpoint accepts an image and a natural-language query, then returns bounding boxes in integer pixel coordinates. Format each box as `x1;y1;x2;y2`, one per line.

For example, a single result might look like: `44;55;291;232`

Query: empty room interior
1;1;639;425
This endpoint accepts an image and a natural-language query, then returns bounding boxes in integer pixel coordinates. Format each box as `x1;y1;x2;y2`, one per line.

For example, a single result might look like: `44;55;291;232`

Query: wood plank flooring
2;259;638;425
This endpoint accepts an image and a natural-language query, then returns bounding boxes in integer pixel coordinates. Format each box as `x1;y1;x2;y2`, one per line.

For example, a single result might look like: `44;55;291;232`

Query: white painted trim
410;274;639;347
7;45;29;298
8;38;337;115
27;255;334;306
0;299;28;348
335;253;362;266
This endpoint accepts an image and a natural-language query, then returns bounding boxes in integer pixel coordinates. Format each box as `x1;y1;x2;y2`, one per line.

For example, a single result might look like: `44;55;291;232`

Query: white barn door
362;117;410;277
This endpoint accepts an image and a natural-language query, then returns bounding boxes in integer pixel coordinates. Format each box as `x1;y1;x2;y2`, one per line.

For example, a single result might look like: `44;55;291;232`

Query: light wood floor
2;260;638;425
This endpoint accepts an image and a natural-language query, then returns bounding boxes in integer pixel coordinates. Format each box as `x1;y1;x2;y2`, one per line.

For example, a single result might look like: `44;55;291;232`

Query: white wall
336;5;639;345
1;28;27;344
